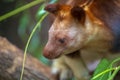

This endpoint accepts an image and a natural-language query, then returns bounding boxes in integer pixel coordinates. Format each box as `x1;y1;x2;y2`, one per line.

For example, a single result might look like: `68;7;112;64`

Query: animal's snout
43;45;62;59
43;47;54;59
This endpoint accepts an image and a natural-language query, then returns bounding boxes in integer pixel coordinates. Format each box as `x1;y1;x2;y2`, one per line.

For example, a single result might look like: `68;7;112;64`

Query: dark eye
58;38;65;44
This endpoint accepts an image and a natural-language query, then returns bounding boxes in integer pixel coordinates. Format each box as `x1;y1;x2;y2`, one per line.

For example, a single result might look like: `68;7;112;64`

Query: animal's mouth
43;50;62;59
52;53;62;59
49;53;62;59
43;47;66;59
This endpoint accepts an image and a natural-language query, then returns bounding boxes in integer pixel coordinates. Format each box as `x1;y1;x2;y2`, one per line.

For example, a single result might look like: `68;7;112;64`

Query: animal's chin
44;52;62;59
52;54;62;59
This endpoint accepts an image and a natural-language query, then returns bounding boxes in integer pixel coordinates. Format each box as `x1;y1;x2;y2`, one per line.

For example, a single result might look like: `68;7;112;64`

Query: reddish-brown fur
68;0;120;52
43;0;120;80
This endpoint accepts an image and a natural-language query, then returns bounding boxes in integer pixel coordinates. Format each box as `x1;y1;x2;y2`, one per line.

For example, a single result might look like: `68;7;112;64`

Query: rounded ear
71;6;85;23
44;4;60;15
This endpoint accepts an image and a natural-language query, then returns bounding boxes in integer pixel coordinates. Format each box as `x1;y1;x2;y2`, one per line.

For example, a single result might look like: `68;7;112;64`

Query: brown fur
44;0;120;79
68;0;120;52
89;0;120;52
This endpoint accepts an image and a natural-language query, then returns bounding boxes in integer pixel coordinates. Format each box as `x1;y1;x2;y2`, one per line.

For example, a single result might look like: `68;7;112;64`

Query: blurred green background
0;0;62;65
0;0;68;65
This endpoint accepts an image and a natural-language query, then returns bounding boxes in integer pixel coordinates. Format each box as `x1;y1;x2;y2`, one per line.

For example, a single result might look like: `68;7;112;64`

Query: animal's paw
51;66;73;80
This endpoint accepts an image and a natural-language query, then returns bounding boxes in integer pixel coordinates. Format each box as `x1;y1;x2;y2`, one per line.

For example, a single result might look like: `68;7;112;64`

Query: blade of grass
91;68;116;80
110;58;120;67
20;0;58;79
0;0;44;22
108;66;120;80
92;58;120;80
109;58;120;77
91;59;110;80
20;12;48;80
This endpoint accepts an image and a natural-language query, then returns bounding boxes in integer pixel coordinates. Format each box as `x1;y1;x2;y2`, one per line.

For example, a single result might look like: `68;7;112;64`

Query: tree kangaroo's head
43;4;90;59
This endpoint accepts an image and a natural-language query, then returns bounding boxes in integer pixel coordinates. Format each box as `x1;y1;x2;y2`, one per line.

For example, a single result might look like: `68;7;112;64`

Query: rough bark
0;37;55;80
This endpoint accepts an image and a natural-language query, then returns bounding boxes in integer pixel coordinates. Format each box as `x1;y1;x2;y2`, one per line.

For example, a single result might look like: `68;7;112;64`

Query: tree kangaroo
43;0;120;80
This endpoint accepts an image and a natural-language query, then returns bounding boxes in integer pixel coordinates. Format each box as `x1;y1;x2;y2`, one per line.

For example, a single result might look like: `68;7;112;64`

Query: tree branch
0;36;55;80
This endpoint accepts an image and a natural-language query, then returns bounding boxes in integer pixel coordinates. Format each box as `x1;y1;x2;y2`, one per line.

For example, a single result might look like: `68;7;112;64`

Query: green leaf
36;0;58;20
49;0;58;4
36;4;46;20
91;59;111;80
